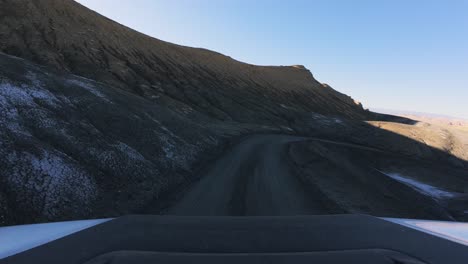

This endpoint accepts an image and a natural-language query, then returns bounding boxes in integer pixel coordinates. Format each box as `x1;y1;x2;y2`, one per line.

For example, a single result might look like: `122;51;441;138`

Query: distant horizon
76;0;468;119
371;108;468;121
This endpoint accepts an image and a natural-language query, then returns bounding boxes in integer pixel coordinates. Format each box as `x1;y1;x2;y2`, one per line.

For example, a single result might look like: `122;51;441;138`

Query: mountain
0;0;367;124
1;0;467;226
0;0;365;225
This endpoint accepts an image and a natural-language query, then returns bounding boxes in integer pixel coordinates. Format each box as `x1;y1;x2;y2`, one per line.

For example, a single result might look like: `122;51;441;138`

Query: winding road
168;135;328;215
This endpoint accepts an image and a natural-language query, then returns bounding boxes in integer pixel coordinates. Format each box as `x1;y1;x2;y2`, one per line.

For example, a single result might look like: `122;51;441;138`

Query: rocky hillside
0;52;217;225
0;0;370;226
0;0;367;125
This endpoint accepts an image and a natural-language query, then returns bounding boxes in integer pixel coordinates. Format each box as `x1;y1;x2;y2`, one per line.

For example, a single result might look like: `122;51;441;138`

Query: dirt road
168;135;328;215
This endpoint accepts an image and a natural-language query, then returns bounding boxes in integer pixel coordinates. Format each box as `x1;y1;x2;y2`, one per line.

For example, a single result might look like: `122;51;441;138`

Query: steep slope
0;52;223;225
0;0;368;225
0;0;370;226
0;51;324;226
0;0;366;123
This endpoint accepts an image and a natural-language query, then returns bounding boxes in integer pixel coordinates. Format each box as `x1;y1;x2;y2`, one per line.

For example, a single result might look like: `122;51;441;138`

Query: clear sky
76;0;468;118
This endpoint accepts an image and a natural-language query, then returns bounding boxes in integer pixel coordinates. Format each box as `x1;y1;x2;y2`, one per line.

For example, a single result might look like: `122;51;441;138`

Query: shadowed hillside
0;0;366;124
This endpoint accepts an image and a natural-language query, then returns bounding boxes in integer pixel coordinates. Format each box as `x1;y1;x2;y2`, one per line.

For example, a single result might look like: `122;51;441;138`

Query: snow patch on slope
5;149;97;218
380;171;456;199
149;116;199;169
0;78;60;135
308;113;345;126
114;142;146;161
66;79;110;102
0;79;59;108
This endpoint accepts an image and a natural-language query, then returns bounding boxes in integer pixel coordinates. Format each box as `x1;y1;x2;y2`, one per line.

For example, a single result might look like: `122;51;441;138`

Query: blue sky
76;0;468;118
